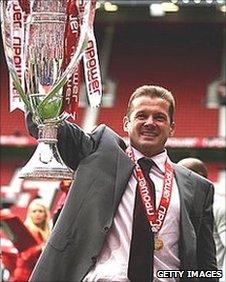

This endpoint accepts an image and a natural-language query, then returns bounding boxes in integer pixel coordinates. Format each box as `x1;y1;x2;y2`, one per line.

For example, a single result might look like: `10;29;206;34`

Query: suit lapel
113;148;134;210
174;165;198;270
174;165;193;215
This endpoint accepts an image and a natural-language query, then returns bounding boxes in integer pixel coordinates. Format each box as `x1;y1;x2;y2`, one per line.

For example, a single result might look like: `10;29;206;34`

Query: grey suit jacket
28;122;218;282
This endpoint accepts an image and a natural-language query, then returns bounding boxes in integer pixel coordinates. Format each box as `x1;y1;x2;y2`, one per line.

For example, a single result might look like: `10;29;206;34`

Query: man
28;85;218;282
178;157;225;281
177;158;208;178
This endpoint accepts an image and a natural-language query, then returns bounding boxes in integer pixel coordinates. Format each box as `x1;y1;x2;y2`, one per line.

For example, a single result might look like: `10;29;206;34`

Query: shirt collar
131;147;168;174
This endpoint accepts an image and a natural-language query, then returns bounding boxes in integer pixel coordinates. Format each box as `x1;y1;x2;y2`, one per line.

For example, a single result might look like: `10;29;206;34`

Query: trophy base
19;167;74;181
19;123;74;181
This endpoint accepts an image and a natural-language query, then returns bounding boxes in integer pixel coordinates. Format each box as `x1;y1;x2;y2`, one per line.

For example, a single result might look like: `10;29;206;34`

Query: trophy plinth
19;122;74;180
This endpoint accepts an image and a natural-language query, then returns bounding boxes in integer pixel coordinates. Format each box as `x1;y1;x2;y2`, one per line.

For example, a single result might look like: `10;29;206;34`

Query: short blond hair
126;85;175;123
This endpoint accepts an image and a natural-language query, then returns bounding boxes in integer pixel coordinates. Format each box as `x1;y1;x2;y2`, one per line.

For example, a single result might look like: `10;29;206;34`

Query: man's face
123;95;175;157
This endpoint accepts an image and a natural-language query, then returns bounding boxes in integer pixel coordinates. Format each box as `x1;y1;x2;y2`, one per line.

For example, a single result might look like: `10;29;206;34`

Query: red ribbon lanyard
126;146;174;234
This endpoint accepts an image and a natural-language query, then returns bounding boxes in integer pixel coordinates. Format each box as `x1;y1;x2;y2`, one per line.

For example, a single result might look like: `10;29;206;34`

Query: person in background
52;180;72;226
28;85;218;282
213;190;226;282
12;199;51;282
177;157;208;178
178;157;225;281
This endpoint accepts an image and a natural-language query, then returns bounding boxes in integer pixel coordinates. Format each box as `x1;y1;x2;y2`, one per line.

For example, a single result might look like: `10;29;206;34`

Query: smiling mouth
141;131;158;137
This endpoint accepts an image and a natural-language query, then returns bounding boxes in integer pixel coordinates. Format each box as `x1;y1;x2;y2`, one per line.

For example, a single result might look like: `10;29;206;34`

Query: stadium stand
97;23;220;137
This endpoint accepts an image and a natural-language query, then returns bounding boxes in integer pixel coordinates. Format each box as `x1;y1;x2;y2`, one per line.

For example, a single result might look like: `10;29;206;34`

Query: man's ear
169;121;175;137
123;116;129;133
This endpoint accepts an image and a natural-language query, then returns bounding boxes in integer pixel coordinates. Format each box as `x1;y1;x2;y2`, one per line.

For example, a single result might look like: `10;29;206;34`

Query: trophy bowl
1;0;97;180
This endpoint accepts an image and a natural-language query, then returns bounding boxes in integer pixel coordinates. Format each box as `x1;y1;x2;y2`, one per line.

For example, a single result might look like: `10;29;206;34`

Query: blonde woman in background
12;199;51;282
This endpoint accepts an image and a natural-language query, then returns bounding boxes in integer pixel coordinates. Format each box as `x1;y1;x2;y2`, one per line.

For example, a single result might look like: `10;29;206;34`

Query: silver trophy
1;0;99;180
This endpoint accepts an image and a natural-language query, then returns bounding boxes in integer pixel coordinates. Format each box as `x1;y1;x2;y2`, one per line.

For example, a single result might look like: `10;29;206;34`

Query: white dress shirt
83;148;180;282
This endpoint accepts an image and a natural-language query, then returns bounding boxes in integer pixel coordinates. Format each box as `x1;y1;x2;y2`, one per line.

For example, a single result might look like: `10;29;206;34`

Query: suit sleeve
57;122;97;170
197;182;219;279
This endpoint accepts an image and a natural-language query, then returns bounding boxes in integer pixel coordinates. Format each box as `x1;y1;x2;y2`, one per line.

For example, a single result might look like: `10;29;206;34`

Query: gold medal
154;237;164;251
